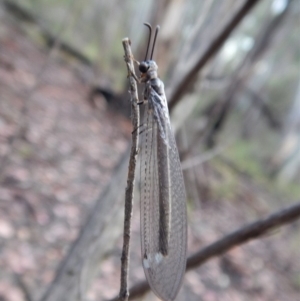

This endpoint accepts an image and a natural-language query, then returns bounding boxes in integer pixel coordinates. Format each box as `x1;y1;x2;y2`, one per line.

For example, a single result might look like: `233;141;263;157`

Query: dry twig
118;38;140;301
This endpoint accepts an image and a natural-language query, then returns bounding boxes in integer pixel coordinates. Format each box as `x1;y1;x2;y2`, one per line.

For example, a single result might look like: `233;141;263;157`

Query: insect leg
125;62;140;83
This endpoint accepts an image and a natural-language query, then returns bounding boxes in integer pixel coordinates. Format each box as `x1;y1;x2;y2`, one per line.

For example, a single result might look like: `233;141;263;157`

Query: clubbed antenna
150;25;160;60
143;23;152;60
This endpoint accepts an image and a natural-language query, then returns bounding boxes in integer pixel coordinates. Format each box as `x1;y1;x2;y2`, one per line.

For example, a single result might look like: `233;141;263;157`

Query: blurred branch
270;72;300;180
118;38;140;301
245;87;282;129
42;34;92;66
181;143;231;170
2;0;92;65
107;201;300;300
168;0;262;111
39;148;130;301
204;0;292;147
2;0;35;22
186;201;300;269
14;273;33;301
88;87;131;118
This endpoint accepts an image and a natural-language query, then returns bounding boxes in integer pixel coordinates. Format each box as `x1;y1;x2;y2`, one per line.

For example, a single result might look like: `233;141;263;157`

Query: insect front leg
125;61;140;83
125;55;142;82
132;123;145;135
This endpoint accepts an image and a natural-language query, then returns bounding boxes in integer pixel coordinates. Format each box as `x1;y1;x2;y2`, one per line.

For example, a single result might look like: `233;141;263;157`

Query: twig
107;201;300;300
168;0;262;111
118;38;140;301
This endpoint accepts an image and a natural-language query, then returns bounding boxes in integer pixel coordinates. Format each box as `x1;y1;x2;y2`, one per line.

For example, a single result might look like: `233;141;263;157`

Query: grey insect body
138;24;187;301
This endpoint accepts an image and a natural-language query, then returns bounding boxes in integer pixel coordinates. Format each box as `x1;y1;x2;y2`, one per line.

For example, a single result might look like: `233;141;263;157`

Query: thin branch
107;201;300;300
118;38;140;301
244;87;282;129
39;147;131;301
3;0;92;65
204;0;292;148
181;143;231;170
186;201;300;269
168;0;262;111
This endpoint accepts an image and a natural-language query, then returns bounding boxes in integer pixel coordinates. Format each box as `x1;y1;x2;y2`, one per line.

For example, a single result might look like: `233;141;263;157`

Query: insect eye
139;63;149;73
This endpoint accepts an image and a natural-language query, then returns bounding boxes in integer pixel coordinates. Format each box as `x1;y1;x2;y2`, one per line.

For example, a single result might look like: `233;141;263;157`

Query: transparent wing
139;90;187;301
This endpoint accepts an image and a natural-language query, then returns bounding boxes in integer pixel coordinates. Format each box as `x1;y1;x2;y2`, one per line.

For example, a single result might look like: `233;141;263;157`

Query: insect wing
139;89;187;301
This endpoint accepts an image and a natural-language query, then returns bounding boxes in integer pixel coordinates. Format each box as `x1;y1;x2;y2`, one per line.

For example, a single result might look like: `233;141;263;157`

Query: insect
135;23;187;301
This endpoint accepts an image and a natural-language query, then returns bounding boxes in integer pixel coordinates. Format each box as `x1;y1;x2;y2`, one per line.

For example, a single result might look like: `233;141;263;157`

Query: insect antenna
150;25;160;60
143;23;152;60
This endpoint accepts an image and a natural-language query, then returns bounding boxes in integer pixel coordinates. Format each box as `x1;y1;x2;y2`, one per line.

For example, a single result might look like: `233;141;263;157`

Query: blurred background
0;0;299;300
